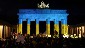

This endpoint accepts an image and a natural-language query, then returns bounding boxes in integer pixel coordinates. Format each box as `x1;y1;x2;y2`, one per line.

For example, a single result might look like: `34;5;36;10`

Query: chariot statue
38;1;49;8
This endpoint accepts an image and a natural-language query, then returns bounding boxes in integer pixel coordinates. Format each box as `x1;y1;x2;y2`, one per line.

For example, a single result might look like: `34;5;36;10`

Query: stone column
0;26;3;38
36;19;39;35
77;27;78;36
19;19;22;34
84;26;85;34
65;19;68;35
61;19;68;35
27;19;30;35
54;19;59;34
46;19;50;35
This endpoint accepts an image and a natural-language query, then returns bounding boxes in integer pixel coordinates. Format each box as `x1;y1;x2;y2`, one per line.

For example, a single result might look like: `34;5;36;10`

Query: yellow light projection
19;24;22;34
27;24;30;35
61;24;68;35
36;24;39;35
54;24;59;34
46;24;50;35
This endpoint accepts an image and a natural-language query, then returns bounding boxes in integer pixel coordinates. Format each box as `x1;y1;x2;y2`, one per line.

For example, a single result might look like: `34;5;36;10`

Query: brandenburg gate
17;1;69;35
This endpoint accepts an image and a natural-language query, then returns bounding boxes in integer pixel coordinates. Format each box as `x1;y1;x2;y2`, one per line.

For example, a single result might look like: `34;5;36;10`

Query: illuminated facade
0;20;12;38
68;23;85;37
17;9;69;35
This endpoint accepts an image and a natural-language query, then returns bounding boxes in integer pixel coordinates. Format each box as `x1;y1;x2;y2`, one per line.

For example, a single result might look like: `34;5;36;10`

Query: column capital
46;19;50;24
36;19;39;24
61;19;67;24
27;18;30;20
54;19;59;24
27;19;30;24
19;19;22;24
54;19;58;21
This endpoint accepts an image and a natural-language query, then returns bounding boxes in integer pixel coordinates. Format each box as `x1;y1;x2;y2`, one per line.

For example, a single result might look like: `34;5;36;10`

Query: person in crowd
20;34;25;44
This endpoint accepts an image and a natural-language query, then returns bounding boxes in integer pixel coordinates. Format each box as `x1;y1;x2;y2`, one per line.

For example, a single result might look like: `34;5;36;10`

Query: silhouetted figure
54;30;58;35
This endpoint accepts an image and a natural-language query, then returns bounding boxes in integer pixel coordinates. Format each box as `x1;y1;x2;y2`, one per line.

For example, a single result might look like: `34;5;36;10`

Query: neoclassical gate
17;9;69;35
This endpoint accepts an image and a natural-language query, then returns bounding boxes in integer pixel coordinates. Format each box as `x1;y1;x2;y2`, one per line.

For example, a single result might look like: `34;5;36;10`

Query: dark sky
0;0;85;25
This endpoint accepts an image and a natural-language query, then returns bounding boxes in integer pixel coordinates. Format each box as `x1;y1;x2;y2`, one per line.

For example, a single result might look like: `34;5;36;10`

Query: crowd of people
0;32;85;48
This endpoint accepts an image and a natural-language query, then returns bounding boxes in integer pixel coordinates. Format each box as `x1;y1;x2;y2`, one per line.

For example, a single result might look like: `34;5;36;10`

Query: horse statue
38;1;49;8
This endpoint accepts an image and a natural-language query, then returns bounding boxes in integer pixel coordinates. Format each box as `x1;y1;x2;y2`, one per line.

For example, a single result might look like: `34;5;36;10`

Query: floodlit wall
68;24;85;37
3;25;11;38
0;20;14;38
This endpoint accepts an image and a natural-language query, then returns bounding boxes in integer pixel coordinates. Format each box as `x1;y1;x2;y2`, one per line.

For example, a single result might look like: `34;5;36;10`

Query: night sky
0;0;85;25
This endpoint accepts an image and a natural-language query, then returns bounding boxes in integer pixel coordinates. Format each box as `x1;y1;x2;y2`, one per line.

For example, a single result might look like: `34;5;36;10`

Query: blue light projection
18;9;69;24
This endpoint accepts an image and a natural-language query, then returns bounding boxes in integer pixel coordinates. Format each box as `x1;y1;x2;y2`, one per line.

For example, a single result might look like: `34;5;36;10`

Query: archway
39;21;46;34
30;21;36;35
50;21;54;35
22;21;27;35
